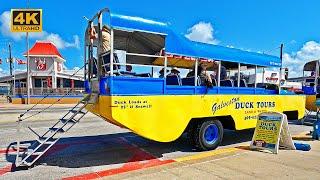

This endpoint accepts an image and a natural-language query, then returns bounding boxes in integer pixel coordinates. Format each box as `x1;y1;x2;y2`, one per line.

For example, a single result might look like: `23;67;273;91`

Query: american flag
16;59;27;65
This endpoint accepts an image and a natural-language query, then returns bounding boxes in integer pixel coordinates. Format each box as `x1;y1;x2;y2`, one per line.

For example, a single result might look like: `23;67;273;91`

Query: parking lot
0;104;318;179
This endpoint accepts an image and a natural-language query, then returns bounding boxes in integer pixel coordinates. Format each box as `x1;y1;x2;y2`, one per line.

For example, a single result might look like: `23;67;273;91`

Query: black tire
193;119;223;151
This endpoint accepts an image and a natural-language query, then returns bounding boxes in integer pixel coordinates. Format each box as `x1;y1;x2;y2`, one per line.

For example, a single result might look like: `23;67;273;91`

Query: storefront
0;41;84;104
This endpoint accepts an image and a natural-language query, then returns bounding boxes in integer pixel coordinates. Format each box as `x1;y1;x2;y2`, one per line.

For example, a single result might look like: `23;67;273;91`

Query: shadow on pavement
5;129;255;169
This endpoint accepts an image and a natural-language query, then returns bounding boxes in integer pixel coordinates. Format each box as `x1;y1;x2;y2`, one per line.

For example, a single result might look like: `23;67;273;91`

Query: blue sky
1;0;320;77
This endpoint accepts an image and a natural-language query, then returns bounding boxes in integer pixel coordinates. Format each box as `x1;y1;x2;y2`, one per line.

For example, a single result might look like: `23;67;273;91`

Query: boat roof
303;60;320;71
109;12;281;67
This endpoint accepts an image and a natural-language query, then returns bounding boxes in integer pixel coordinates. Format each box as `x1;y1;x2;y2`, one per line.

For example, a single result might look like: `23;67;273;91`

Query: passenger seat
220;80;233;87
182;77;201;86
233;79;247;87
166;75;182;85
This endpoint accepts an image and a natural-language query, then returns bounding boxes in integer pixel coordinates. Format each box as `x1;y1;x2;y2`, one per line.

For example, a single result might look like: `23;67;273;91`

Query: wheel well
186;115;236;131
283;110;299;120
215;115;235;130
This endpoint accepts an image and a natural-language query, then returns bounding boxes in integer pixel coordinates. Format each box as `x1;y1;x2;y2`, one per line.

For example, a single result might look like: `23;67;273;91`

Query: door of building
41;80;48;88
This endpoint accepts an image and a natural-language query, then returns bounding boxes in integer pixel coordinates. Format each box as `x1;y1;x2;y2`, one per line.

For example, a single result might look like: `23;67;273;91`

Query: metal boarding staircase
14;93;99;167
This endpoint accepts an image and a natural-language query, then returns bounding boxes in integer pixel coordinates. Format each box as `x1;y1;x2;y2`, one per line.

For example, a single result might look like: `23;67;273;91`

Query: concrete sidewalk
0;103;94;124
108;140;320;180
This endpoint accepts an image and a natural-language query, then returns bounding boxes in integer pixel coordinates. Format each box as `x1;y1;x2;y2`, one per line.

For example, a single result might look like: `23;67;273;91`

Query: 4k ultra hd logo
11;9;42;32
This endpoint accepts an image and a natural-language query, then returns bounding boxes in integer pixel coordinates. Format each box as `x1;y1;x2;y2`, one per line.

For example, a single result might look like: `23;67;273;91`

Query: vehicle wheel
194;119;223;151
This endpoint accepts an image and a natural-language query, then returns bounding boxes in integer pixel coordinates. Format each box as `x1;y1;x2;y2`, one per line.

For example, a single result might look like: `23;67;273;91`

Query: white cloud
0;11;80;49
45;34;80;49
283;41;320;78
185;22;219;45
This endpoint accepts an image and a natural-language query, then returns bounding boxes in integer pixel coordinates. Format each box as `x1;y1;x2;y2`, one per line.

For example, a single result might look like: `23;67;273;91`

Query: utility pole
26;0;30;104
8;43;14;96
279;44;284;94
9;44;13;76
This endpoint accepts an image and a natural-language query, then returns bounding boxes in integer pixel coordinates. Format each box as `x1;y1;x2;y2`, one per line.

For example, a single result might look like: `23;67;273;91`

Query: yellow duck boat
84;9;305;150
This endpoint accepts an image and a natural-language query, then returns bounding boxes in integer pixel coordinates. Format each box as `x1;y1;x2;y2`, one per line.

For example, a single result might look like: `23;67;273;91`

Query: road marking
1;130;310;178
174;147;239;162
0;165;12;176
62;137;175;180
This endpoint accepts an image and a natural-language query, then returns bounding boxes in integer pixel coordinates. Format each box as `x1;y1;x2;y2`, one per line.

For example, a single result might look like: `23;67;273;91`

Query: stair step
60;118;77;124
87;100;96;104
19;163;31;167
80;100;88;104
37;137;56;144
26;149;44;156
13;143;32;150
49;127;65;133
15;95;91;168
70;110;86;114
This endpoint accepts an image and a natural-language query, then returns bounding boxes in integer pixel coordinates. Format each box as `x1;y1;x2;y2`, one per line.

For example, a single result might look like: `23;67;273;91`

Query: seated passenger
168;67;181;77
187;70;195;77
220;65;227;80
159;68;169;78
198;63;213;86
121;65;136;76
186;63;212;86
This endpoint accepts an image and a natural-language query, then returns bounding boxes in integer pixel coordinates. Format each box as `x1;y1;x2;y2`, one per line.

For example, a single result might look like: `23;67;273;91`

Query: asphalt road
0;104;315;179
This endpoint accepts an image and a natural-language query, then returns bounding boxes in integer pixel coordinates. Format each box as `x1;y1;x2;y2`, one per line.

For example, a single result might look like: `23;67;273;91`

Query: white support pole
164;54;168;77
194;59;198;86
217;61;221;87
84;37;87;81
262;67;265;83
254;65;257;88
89;22;94;80
13;58;16;96
98;13;103;78
237;63;240;87
315;61;319;92
279;67;282;94
302;70;305;86
110;28;114;76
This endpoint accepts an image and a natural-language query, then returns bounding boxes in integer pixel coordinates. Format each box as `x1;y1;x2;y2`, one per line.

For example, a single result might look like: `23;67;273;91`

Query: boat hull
86;94;305;142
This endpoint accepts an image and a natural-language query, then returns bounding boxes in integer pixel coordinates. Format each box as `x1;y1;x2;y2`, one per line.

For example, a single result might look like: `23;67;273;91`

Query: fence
14;88;85;96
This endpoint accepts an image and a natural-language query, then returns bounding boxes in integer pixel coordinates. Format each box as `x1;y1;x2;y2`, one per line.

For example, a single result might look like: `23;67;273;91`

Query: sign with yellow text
11;9;42;32
250;112;284;154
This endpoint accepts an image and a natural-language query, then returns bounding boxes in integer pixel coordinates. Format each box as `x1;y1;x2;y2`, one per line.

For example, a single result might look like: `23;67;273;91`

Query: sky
0;0;320;77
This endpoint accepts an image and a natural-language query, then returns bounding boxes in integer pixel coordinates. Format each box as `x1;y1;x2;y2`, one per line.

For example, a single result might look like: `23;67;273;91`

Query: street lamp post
8;43;14;96
26;0;30;104
26;32;30;104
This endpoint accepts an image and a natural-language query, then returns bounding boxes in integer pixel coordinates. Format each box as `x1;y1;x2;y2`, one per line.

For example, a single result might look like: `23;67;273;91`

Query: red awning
24;41;64;60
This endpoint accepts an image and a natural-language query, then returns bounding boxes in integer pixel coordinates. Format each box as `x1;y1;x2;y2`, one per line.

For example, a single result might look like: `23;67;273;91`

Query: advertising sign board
11;9;42;32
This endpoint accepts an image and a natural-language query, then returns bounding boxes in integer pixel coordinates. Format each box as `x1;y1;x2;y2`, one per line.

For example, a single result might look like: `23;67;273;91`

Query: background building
0;41;84;104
